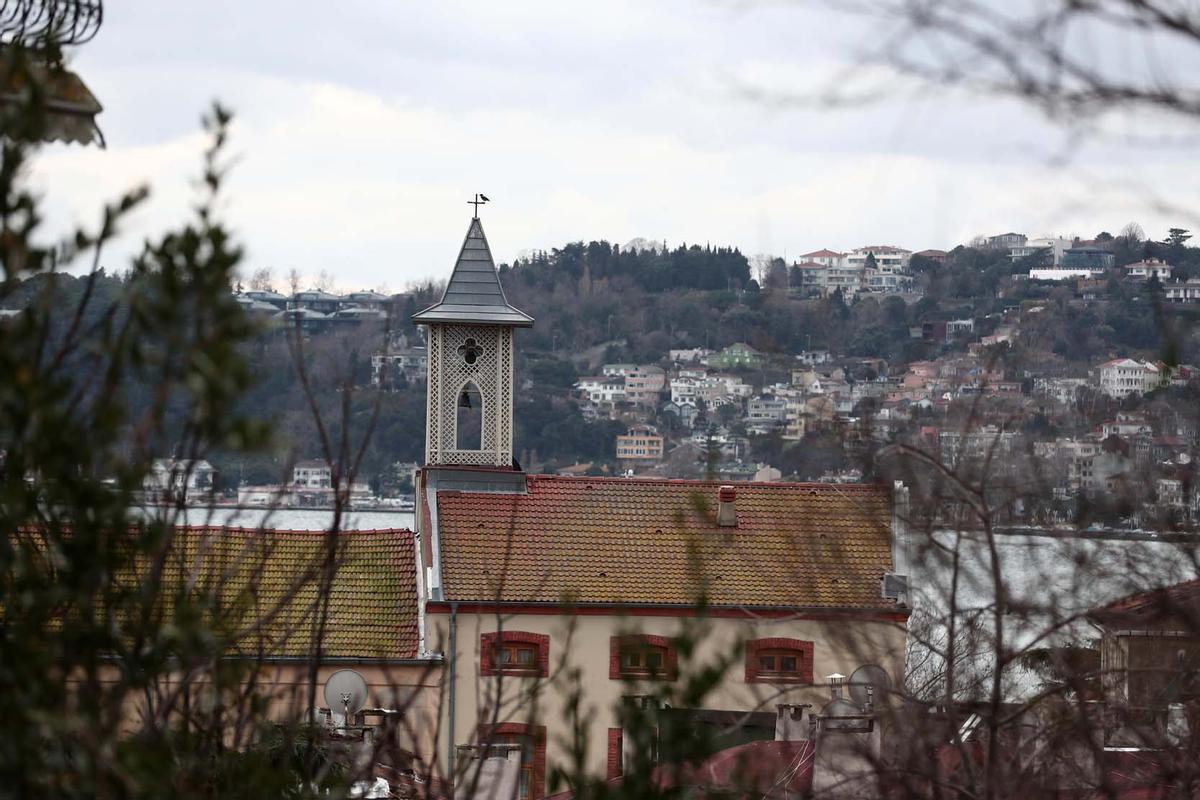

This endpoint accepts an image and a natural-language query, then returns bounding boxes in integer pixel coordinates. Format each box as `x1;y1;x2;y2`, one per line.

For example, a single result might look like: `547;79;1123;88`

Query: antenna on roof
469;193;490;218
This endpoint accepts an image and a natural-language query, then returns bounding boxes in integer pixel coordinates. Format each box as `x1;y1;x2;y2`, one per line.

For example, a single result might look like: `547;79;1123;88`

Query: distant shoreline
138;503;414;513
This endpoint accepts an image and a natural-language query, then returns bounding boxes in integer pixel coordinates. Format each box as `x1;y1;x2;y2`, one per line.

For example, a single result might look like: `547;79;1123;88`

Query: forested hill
501;241;751;292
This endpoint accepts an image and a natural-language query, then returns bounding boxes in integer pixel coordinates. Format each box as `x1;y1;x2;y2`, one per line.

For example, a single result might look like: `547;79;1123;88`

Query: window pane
781;656;798;672
517;647;534;665
622;651;641;669
646;651;663;671
498;648;512;664
759;655;776;671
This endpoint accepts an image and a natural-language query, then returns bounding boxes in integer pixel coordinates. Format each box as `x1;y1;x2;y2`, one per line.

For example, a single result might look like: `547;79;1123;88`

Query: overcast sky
28;0;1200;291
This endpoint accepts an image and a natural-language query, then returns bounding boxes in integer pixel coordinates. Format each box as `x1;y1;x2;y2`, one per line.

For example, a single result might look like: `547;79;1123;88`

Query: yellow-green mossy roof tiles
28;526;420;660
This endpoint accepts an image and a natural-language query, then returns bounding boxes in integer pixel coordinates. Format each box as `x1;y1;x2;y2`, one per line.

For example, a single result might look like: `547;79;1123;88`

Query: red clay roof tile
435;476;896;610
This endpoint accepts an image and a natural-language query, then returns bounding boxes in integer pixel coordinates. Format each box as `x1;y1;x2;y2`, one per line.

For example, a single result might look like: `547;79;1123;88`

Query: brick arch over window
477;722;547;800
481;631;550;678
610;634;679;680
744;637;815;684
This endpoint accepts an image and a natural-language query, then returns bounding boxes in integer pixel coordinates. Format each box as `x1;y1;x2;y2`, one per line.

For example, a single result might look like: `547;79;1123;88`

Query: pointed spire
412;217;534;327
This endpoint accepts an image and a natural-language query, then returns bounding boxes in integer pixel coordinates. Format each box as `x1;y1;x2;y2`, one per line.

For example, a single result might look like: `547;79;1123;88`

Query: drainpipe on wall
448;601;459;776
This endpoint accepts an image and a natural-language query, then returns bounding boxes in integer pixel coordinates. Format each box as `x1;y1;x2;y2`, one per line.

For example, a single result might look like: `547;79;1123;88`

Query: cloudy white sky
28;0;1200;290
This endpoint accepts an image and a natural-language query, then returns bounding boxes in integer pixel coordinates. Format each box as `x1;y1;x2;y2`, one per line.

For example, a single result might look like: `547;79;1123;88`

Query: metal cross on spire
468;193;490;218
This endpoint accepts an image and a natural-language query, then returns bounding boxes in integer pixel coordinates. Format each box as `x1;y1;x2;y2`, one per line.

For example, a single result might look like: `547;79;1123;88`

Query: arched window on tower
457;382;483;450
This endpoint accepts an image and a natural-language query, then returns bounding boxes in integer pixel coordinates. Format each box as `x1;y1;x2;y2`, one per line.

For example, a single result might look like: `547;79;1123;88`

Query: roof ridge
524;474;886;491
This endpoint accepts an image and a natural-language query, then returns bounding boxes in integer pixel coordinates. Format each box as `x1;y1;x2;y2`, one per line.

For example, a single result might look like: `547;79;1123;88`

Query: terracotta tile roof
1090;578;1200;628
435;476;897;610
32;526;420;660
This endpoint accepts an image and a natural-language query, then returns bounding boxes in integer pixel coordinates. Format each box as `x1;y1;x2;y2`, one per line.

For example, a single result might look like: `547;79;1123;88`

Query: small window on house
745;639;814;684
482;632;549;678
757;649;801;679
611;635;676;680
496;642;538;671
621;646;665;674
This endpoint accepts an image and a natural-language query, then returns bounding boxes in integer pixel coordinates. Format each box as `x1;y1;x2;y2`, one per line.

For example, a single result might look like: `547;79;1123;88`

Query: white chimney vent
717;485;737;527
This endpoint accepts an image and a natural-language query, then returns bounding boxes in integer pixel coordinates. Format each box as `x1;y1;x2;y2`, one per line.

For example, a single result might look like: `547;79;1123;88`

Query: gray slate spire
412;217;534;327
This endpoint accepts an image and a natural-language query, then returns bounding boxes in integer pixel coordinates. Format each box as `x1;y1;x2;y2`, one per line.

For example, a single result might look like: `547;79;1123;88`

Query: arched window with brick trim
744;638;814;684
610;634;678;680
481;631;550;678
478;722;546;800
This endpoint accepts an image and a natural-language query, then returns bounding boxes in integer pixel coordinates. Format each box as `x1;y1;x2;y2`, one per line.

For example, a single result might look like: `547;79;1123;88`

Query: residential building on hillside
242;289;289;310
342;290;391;310
1010;236;1073;265
143;458;216;503
234;295;282;317
1165;278;1200;303
576;376;626;405
796;349;832;366
845;245;911;270
371;339;428;387
797;248;844;267
1062;246;1116;270
1097;358;1165;398
289;289;342;314
921;319;974;343
793;261;868;297
863;268;912;294
1070;450;1133;494
623;365;666;406
669;377;699;405
987;232;1026;250
704;343;766;369
1122;258;1173;282
1029;376;1086;404
747;396;787;426
668;347;712;363
1100;413;1152;439
615;425;665;463
660;400;699;429
293;459;332;488
913;248;948;264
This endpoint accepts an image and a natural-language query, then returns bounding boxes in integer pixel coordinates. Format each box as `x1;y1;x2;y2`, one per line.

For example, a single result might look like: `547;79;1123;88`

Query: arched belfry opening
412;212;534;468
456;382;483;451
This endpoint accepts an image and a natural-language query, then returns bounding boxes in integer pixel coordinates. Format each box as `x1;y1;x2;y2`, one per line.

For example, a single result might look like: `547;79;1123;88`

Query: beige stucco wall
87;660;444;762
427;608;906;782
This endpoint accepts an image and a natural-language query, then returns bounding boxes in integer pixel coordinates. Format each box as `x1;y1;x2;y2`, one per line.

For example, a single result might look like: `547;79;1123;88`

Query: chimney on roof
717;485;737;527
775;703;812;741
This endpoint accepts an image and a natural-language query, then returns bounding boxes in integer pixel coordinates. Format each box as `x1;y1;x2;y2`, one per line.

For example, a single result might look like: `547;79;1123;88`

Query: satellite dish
324;669;369;725
849;664;892;709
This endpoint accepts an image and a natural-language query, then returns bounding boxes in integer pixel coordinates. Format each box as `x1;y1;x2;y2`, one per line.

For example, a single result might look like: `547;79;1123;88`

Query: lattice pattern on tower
426;324;512;466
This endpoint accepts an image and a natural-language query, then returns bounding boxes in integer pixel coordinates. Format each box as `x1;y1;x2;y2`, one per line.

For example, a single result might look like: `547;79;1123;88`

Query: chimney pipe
717;485;737;527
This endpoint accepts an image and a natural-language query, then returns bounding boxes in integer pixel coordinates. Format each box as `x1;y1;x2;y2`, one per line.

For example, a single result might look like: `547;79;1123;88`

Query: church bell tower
412;213;533;468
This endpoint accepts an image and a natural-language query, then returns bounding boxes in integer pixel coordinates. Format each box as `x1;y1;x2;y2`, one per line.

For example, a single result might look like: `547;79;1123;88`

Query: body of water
132;505;416;531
